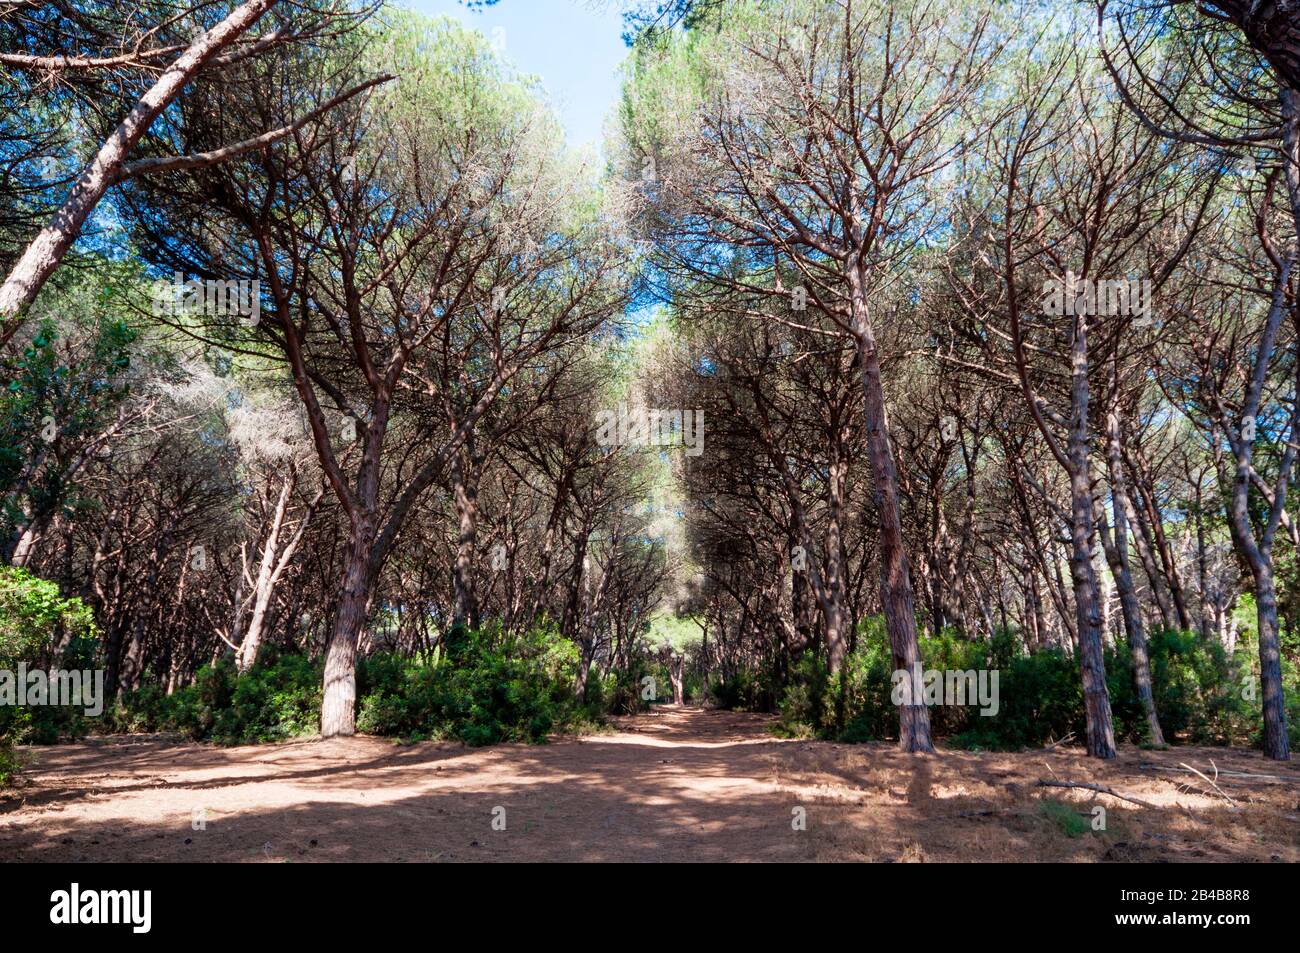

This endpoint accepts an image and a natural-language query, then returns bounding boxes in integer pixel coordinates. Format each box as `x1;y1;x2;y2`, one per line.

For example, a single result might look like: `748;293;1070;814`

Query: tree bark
1126;446;1193;629
1218;253;1294;760
1065;317;1117;759
669;652;685;705
848;273;932;753
451;435;484;631
320;521;373;737
1098;416;1166;745
1204;2;1300;92
1194;477;1215;642
822;453;850;676
237;471;293;672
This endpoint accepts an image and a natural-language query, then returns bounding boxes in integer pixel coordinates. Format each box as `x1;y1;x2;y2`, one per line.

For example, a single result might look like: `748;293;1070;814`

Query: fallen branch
1179;761;1239;810
1138;763;1297;784
1035;778;1160;809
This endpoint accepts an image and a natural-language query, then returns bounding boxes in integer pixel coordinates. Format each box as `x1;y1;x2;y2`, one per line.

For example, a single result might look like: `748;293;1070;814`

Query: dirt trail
2;706;1296;862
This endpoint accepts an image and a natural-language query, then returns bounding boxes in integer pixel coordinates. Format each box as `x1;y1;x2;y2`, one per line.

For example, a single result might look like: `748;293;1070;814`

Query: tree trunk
1102;399;1165;745
1026;571;1043;651
1225;474;1292;760
9;518;41;567
1127;449;1192;630
1065;319;1117;759
848;273;932;753
1193;478;1214;641
0;0;277;340
1205;3;1300;94
451;438;483;630
561;525;590;640
237;472;294;672
320;524;373;737
1252;565;1290;760
1219;250;1293;760
1117;476;1177;630
822;455;850;676
574;644;594;702
669;653;685;705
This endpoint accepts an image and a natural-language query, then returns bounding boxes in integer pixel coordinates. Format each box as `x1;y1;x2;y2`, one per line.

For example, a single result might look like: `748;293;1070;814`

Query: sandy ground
2;706;1297;862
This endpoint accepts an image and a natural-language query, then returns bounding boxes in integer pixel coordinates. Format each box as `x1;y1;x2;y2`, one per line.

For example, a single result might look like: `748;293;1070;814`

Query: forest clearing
4;707;1297;863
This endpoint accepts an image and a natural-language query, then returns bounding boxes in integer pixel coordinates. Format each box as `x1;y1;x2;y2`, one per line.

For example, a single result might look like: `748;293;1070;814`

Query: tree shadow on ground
2;707;1294;862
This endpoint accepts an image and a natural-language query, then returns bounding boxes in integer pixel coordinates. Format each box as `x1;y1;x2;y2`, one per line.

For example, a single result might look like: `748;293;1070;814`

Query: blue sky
403;1;630;154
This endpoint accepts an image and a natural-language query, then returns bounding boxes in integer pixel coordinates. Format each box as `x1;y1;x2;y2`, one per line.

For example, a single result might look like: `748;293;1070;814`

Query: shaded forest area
4;0;1300;812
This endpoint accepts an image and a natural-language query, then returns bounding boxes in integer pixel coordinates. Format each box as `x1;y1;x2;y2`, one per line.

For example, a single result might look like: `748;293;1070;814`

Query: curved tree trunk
0;0;278;342
1204;2;1300;91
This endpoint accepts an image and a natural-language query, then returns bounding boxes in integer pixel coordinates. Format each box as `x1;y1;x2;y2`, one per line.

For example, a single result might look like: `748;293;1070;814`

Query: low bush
102;625;597;747
108;652;320;744
356;623;592;745
746;618;1296;751
0;567;99;784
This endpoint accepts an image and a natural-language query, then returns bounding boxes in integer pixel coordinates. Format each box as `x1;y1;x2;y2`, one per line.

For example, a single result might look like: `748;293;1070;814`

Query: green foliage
100;625;601;749
213;653;321;743
1143;629;1254;745
940;643;1083;751
109;653;321;745
1242;622;1300;751
751;618;1282;751
104;683;172;735
0;738;20;787
588;665;653;716
357;624;593;745
0;566;98;664
0;567;99;784
644;611;704;654
1;301;135;549
772;653;833;737
1037;799;1092;838
710;667;779;712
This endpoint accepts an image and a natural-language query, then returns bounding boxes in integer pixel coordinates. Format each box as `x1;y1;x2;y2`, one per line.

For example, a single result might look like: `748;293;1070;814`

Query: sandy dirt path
3;706;1297;862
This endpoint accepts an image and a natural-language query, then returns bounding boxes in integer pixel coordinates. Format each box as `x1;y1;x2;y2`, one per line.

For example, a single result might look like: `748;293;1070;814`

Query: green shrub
95;625;597;748
964;648;1083;749
105;653;319;744
594;666;653;716
1038;798;1092;838
0;567;99;784
0;745;19;786
210;652;321;743
1152;630;1249;743
766;619;1287;751
356;623;590;745
710;667;779;712
774;653;831;738
105;683;171;734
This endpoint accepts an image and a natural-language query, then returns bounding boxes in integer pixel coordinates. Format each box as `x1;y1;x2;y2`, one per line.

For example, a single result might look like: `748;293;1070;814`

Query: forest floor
2;706;1297;862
